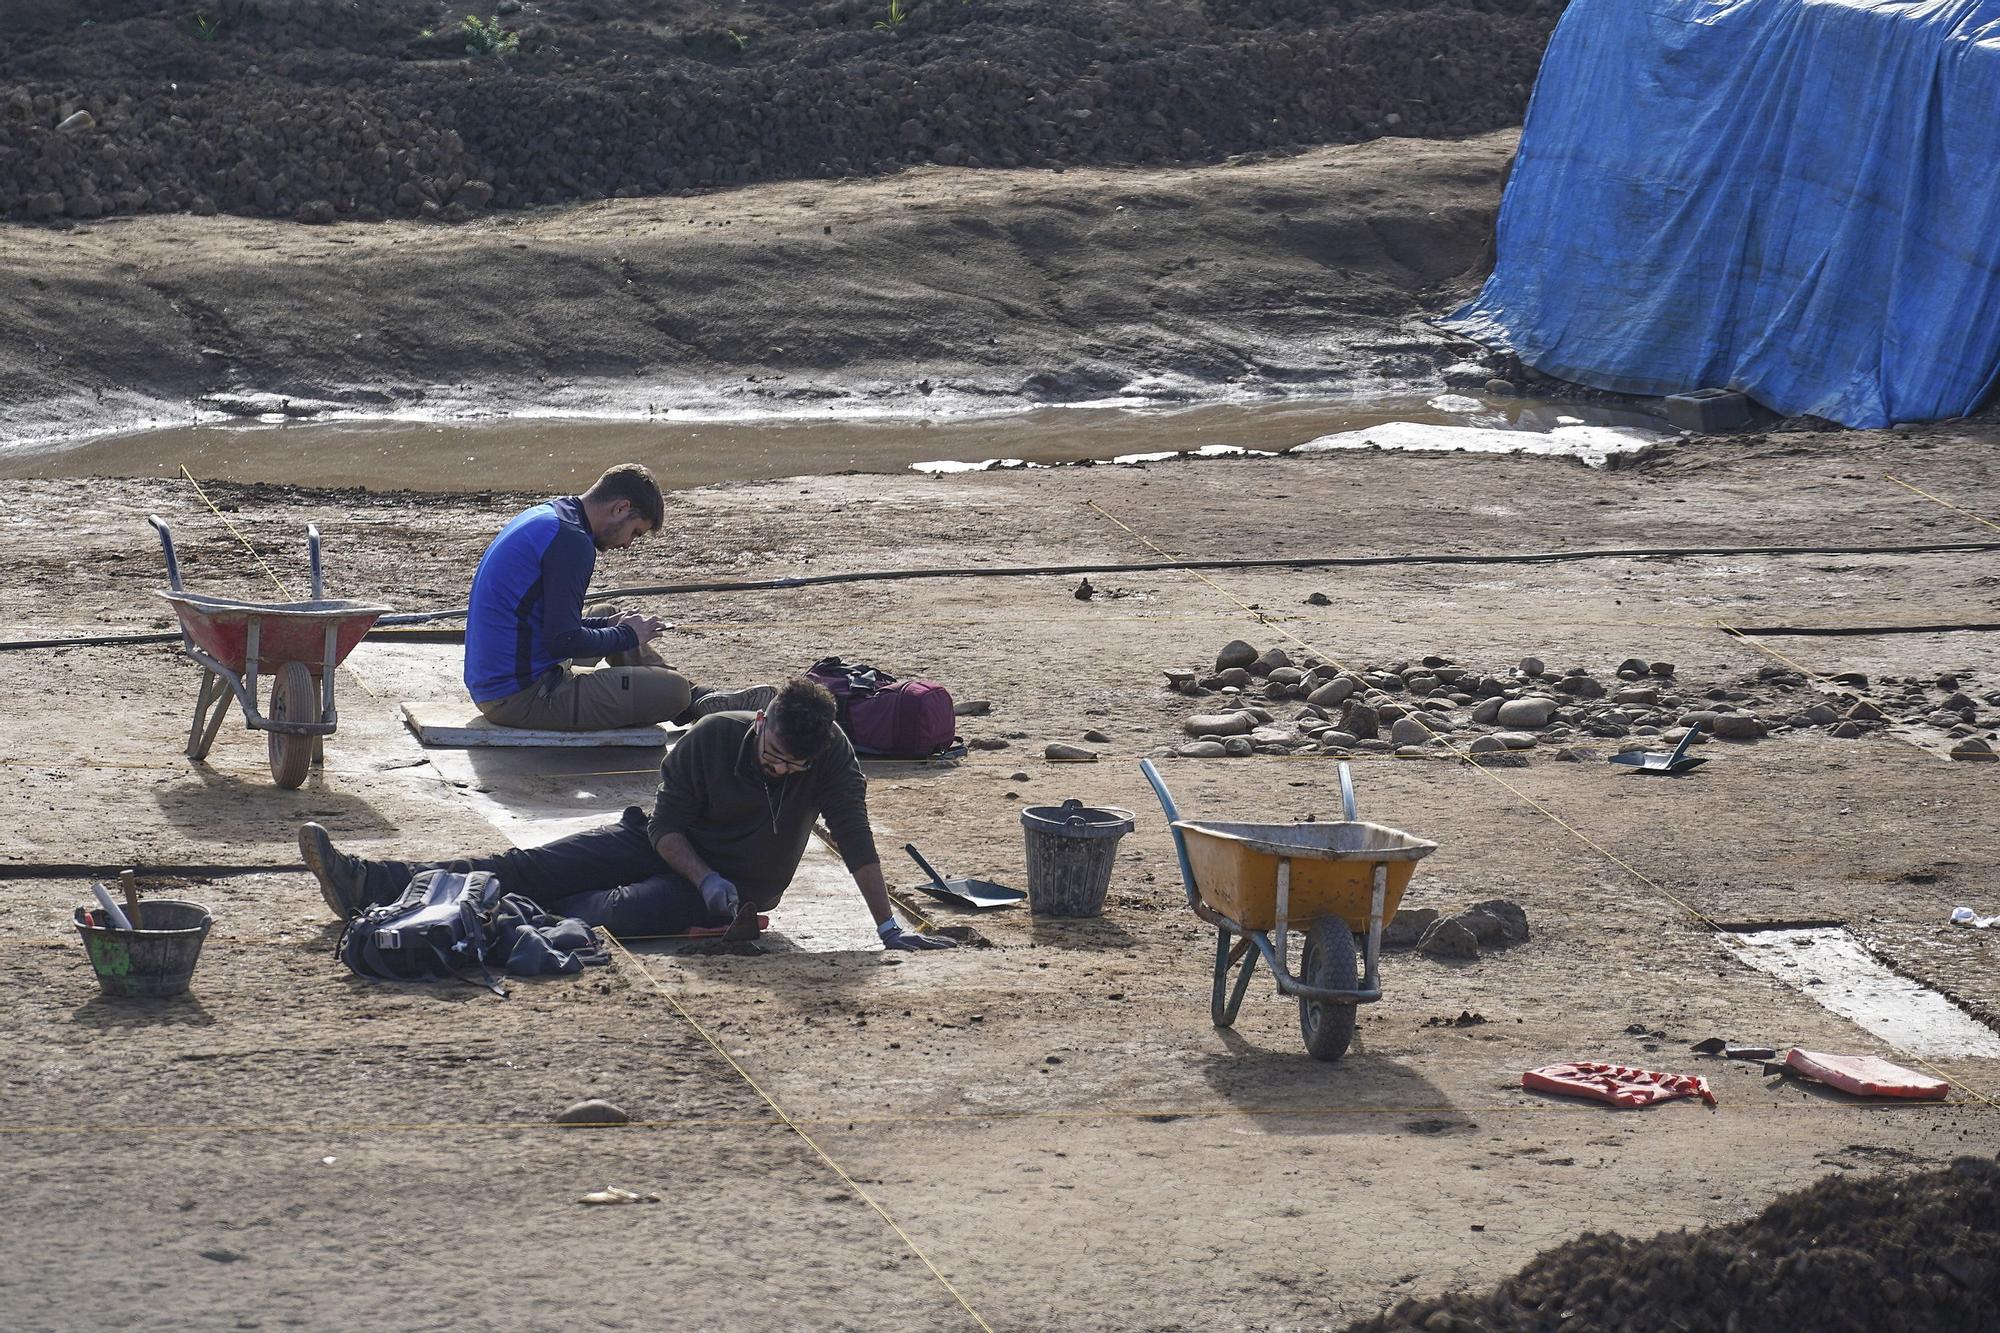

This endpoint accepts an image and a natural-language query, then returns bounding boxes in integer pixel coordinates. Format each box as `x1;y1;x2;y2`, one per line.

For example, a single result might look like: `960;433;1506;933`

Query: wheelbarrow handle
1138;759;1202;911
148;515;184;592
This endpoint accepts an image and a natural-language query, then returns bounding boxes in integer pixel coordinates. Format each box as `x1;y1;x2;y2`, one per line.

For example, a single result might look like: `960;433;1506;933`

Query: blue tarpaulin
1442;0;2000;428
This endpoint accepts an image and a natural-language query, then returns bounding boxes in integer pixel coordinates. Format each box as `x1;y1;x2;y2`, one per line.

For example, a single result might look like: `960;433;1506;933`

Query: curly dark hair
767;677;840;758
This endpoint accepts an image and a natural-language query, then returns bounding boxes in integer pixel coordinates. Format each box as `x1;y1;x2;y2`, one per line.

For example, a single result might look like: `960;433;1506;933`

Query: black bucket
1020;799;1136;917
73;899;214;998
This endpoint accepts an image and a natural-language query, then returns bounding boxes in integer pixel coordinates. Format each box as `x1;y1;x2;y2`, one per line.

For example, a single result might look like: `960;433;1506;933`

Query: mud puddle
1718;926;2000;1059
0;393;1665;492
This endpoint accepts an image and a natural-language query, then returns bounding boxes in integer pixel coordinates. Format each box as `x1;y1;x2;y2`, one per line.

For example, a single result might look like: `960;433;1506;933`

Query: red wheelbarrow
150;516;391;788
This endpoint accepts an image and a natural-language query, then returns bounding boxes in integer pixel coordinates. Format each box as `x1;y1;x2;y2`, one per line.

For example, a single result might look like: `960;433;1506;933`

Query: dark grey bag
338;869;607;996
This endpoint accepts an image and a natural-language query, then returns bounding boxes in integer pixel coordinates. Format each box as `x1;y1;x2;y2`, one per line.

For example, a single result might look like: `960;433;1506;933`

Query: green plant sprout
460;14;519;57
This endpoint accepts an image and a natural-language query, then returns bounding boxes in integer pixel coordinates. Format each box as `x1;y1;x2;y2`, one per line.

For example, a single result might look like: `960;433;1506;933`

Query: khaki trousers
476;642;694;731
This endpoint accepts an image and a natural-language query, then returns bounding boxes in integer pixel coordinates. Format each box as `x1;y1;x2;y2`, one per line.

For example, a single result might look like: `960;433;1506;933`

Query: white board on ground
1718;927;2000;1060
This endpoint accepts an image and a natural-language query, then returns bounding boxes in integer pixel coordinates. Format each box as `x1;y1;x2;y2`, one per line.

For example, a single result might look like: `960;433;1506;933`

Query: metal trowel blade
1607;751;1708;775
913;876;1025;909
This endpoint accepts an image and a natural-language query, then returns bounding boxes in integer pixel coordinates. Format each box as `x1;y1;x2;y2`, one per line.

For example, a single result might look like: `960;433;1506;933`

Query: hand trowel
903;843;1024;909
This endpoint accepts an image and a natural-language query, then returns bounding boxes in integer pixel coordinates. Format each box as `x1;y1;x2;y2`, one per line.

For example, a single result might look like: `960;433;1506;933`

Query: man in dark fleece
300;678;957;951
463;461;772;730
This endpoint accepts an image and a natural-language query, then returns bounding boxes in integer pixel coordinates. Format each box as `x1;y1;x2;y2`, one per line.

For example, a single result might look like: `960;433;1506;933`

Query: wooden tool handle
119;869;142;931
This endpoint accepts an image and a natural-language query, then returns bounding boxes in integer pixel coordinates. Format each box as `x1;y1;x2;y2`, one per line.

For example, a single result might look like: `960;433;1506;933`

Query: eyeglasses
758;726;814;774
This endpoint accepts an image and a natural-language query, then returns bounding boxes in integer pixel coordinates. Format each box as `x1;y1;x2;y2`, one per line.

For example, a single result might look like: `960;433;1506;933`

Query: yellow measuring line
602;929;994;1332
378;722;990;1321
178;464;296;601
1886;473;2000;536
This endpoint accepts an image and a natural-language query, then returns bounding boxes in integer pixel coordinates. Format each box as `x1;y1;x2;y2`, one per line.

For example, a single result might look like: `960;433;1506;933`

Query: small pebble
557;1099;630;1127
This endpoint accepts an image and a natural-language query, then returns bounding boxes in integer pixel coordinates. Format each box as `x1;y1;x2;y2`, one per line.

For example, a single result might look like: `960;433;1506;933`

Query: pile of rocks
1158;640;1998;763
0;0;1564;224
1381;898;1530;962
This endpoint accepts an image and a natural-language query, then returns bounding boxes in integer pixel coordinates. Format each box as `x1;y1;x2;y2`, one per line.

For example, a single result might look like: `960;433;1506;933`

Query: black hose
8;537;2000;653
0;862;300;880
574;538;2000;600
1723;621;2000;638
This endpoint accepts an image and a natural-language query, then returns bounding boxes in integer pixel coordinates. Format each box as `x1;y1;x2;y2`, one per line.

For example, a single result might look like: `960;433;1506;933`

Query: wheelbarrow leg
188;668;231;761
1211;925;1259;1028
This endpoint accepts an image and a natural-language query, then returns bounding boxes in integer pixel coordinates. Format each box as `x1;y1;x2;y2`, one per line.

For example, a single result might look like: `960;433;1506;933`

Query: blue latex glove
878;918;957;952
699;871;739;918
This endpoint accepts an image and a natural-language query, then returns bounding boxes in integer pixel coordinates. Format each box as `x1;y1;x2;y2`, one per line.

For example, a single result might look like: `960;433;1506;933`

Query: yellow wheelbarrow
1140;758;1437;1060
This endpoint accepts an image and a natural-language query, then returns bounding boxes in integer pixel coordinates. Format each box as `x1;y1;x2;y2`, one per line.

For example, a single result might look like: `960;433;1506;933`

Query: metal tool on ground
150;516;391;789
903;842;1024;909
1141;758;1437;1062
1607;720;1707;775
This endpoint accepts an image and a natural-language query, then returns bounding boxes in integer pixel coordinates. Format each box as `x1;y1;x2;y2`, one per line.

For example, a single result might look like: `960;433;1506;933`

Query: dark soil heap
0;0;1562;224
1350;1157;2000;1333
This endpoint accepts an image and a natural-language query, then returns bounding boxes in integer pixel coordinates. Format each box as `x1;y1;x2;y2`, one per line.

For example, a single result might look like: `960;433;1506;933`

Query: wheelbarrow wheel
1298;919;1359;1062
266;661;320;789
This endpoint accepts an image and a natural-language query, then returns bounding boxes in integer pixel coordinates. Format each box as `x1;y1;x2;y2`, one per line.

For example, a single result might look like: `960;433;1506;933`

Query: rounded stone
1183;712;1254;737
1496;696;1558;728
1216;640;1258;672
1518;657;1545;677
1178;741;1228;758
1307;677;1357;707
1222;736;1253;757
1390;717;1433;746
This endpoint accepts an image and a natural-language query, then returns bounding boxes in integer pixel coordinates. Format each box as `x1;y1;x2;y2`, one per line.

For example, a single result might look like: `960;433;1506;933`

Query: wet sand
0;393;1664;491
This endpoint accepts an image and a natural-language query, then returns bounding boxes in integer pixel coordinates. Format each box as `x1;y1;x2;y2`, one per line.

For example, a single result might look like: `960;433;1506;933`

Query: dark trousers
358;806;713;937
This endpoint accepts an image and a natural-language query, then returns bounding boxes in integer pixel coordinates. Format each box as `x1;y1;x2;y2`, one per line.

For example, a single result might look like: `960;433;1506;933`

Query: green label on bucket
88;935;133;978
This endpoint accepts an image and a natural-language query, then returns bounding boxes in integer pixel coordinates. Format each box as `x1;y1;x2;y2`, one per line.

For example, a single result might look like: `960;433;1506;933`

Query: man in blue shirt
464;463;771;730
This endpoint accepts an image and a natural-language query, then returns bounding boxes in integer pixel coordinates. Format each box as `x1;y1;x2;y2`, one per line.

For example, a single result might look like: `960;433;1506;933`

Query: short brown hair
584;463;664;530
768;677;840;758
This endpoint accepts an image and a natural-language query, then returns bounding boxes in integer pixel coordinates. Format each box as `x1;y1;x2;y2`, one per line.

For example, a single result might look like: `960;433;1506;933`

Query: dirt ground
0;129;1516;449
3;419;1998;1329
3;27;1999;1324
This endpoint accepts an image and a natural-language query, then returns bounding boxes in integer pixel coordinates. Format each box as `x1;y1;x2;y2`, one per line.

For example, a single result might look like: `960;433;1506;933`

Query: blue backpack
338;868;608;996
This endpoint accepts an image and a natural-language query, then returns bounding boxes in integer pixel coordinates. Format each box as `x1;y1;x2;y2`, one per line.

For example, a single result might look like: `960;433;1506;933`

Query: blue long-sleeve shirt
464;496;637;703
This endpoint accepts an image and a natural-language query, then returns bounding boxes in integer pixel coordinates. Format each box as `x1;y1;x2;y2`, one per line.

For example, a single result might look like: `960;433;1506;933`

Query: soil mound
0;0;1561;224
1349;1156;2000;1333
